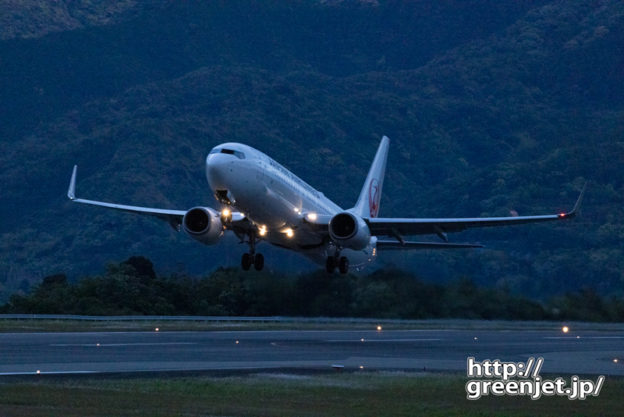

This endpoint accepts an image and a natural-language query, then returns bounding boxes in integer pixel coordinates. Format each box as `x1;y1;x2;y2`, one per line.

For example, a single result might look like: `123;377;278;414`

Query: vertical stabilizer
351;136;390;218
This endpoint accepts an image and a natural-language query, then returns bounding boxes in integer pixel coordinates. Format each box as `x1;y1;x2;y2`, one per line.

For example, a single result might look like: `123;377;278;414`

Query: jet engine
183;207;223;245
328;212;371;250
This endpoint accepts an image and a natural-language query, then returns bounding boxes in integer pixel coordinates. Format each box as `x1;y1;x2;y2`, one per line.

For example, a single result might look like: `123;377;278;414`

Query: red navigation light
558;213;566;218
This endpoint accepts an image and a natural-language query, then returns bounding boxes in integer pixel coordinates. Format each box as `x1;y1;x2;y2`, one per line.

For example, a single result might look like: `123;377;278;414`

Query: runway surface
1;327;622;376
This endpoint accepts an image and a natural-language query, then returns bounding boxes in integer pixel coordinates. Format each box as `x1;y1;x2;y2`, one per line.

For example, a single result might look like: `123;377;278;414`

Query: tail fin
351;136;390;218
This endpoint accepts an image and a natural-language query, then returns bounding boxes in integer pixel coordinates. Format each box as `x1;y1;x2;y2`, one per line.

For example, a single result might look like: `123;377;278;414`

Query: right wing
67;165;245;231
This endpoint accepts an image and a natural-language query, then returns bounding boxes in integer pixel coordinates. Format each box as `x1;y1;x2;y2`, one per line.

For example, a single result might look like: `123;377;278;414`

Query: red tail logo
368;178;380;218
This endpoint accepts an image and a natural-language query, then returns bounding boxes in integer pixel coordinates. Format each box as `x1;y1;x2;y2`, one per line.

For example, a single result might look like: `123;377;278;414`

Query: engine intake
183;207;223;245
328;212;371;250
329;213;357;239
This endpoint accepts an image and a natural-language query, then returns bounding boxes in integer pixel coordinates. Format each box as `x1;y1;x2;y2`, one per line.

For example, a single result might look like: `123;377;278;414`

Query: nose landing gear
241;230;264;271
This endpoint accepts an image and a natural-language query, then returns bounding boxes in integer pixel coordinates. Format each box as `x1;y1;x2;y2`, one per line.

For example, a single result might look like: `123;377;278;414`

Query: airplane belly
244;179;303;229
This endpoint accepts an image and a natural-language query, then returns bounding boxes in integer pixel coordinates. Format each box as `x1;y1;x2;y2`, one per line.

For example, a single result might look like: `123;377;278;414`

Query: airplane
67;136;584;274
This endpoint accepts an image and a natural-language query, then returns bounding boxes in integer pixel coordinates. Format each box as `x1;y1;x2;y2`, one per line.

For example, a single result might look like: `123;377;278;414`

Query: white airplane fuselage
205;142;376;269
68;135;580;274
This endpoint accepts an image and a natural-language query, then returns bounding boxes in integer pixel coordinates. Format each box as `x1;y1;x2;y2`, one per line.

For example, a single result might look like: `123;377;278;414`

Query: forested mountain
1;0;622;301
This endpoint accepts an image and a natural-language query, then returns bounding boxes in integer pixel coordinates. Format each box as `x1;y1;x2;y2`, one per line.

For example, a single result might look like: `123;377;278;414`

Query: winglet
67;165;78;200
562;182;586;218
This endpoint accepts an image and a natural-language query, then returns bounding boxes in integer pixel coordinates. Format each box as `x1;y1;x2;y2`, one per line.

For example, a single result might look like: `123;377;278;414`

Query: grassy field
0;372;621;417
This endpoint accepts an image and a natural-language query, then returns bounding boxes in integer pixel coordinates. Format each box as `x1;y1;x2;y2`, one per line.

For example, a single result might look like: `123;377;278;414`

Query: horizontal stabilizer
376;240;483;250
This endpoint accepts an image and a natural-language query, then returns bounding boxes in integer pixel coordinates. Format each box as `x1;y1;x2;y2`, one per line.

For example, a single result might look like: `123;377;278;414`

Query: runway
1;327;622;376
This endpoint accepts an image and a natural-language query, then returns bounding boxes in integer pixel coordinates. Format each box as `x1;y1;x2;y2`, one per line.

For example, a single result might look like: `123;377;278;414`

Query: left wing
366;185;585;240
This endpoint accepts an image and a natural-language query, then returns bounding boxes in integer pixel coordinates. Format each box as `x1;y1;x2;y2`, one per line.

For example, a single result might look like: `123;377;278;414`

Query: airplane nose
205;155;228;189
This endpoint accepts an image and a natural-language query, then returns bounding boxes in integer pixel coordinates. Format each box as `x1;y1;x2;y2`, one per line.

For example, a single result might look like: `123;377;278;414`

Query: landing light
284;228;294;238
376;325;382;331
258;225;267;237
562;326;569;333
307;212;318;222
221;208;232;221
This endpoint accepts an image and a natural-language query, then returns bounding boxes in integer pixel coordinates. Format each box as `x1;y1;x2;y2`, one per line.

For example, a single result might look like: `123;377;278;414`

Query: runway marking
50;342;197;347
544;336;624;340
326;338;442;343
0;371;99;376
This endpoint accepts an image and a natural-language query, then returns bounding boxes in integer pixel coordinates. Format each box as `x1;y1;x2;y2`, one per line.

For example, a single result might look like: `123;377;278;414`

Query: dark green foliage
121;256;156;282
3;257;623;322
293;271;355;317
41;274;68;287
548;288;624;322
0;0;622;301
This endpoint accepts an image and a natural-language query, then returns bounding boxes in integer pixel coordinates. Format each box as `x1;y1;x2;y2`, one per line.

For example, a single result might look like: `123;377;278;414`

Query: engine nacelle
328;212;371;250
183;207;223;245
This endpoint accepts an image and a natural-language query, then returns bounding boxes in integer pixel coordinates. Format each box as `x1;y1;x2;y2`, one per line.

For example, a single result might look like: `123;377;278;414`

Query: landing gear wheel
325;256;336;274
241;253;253;271
254;253;264;271
339;256;349;274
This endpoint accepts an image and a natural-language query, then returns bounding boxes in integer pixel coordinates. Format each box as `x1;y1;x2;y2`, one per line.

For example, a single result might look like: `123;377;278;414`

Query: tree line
1;256;622;322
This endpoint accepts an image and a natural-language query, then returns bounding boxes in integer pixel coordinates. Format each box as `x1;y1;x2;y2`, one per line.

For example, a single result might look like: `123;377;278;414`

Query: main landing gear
326;254;349;274
241;230;264;271
241;252;264;271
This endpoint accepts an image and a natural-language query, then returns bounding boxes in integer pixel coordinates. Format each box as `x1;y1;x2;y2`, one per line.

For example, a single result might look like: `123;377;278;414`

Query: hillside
0;0;622;301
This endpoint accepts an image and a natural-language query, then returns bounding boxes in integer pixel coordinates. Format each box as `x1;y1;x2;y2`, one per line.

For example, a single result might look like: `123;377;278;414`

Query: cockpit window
221;149;246;159
209;147;246;159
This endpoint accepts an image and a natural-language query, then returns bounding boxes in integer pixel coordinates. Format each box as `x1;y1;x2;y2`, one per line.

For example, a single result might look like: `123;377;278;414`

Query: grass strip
0;372;621;417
